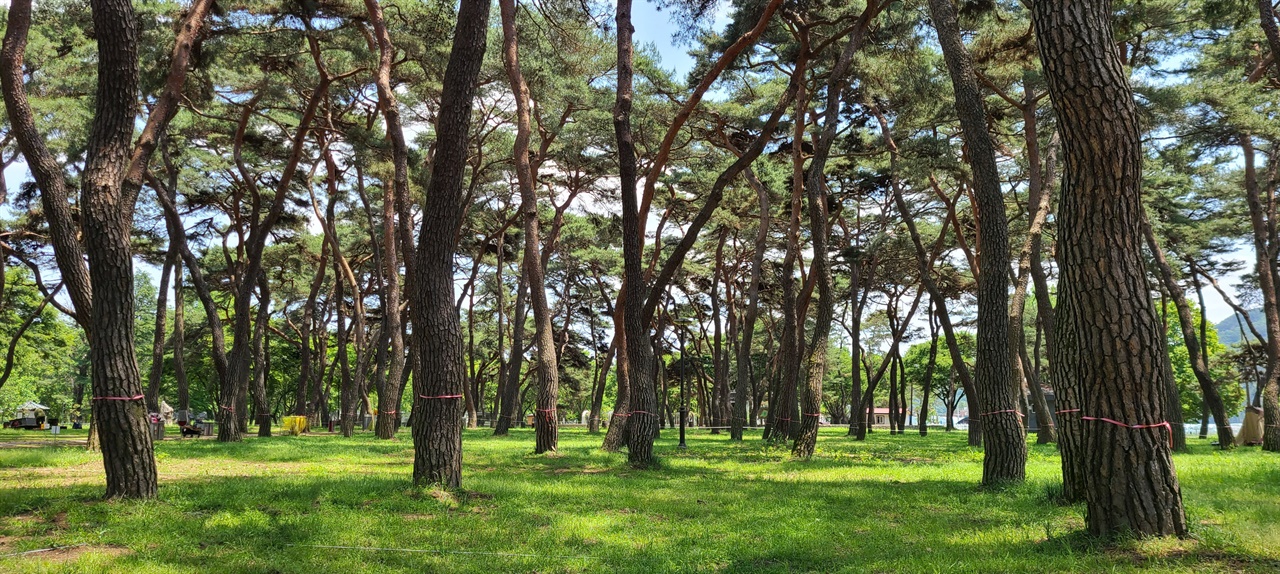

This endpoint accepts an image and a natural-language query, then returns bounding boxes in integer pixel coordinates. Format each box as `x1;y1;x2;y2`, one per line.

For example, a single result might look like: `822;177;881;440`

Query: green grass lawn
1;426;1277;573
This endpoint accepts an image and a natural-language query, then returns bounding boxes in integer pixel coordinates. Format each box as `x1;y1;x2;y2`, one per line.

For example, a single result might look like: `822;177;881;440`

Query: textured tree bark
494;274;528;436
1240;136;1280;452
1;0;93;333
145;254;174;414
1258;0;1280;80
499;0;560;453
927;0;1024;484
602;310;631;450
735;168;770;440
1031;0;1188;536
362;0;408;440
611;0;660;467
81;0;156;499
251;272;272;437
919;309;939;436
795;10;877;458
409;0;490;488
1141;215;1233;448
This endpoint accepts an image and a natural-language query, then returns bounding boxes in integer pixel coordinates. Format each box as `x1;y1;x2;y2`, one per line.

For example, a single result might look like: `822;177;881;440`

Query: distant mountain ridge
1215;309;1268;346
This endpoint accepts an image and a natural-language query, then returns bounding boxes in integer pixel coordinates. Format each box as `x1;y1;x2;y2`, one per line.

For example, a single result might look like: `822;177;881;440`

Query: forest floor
0;426;1277;573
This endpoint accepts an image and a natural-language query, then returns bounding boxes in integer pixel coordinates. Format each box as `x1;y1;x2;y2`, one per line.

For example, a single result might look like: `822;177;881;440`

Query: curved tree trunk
3;0;209;499
499;0;559;453
927;0;1024;484
362;0;408;440
1141;215;1233;448
613;0;660;467
1240;136;1280;452
879;115;981;447
794;10;875;459
1031;0;1188;536
602;315;631;450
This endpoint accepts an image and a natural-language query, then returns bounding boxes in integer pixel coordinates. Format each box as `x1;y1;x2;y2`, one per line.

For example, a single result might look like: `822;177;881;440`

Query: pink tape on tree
418;394;463;400
980;409;1024;417
92;394;144;401
1081;415;1173;448
1055;408;1081;415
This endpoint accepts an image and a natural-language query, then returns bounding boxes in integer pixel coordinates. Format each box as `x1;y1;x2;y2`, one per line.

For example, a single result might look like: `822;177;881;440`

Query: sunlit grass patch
0;427;1276;572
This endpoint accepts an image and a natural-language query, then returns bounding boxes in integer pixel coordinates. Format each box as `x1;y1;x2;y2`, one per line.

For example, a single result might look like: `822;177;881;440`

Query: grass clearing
1;427;1277;572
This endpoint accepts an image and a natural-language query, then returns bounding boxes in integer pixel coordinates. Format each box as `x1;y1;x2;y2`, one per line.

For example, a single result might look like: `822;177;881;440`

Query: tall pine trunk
499;0;559;453
1241;136;1280;451
362;0;408;440
614;0;659;467
1031;0;1187;535
409;0;490;488
927;0;1024;484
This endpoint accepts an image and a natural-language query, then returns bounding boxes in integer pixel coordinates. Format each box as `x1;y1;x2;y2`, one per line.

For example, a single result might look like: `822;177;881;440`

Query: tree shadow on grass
3;428;1276;572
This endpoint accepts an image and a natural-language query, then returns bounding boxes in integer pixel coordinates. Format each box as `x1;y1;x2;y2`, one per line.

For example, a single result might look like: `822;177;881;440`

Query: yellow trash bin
282;416;309;436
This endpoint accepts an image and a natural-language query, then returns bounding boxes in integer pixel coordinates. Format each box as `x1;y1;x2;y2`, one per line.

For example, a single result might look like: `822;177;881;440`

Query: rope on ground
287;543;594;560
0;543;86;558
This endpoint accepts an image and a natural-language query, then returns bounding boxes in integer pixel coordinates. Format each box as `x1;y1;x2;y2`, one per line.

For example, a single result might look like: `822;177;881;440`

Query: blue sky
631;0;726;79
